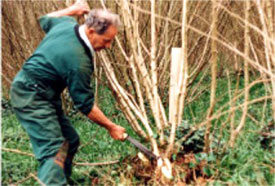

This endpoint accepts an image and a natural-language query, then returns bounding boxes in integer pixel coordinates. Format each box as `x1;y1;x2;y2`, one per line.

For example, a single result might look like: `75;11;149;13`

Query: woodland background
2;0;274;185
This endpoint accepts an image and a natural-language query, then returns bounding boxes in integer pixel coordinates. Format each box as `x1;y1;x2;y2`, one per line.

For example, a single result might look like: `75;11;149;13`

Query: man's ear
88;27;95;35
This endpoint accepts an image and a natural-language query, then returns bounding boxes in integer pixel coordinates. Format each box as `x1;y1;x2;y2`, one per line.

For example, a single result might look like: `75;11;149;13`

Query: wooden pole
230;0;250;148
166;0;188;157
204;0;218;153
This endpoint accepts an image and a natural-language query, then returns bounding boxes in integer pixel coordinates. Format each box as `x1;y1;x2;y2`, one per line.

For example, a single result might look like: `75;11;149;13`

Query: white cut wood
169;48;183;126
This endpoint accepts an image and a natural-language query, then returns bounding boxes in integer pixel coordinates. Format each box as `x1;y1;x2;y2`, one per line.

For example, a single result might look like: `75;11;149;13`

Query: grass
2;85;139;185
181;74;274;185
2;75;274;185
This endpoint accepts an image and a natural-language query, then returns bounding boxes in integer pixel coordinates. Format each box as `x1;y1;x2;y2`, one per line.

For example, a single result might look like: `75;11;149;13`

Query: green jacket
22;15;94;115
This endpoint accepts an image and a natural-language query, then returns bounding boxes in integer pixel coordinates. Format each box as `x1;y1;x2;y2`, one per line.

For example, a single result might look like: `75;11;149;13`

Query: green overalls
10;15;94;185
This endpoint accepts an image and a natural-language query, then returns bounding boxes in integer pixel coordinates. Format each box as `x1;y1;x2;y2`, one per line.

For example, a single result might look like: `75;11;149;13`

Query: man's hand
68;0;90;16
108;124;126;141
47;0;90;17
87;105;126;141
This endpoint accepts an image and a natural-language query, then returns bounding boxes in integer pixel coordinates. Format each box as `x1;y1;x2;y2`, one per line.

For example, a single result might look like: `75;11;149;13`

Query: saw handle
122;133;129;140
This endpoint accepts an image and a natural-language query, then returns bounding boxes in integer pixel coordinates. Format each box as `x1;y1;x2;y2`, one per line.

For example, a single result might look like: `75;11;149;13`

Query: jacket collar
74;25;93;60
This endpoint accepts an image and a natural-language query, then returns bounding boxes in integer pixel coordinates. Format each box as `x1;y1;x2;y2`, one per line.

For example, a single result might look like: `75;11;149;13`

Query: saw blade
126;136;157;160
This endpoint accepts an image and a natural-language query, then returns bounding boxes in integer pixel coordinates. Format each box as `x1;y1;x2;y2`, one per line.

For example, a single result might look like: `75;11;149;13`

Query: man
10;1;125;185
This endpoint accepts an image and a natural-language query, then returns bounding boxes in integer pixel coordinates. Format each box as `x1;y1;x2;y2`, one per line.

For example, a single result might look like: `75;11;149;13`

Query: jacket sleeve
66;62;94;115
39;15;76;33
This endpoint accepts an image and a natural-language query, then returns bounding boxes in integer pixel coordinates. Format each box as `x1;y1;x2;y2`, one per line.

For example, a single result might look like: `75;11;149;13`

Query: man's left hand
69;0;90;16
47;0;90;17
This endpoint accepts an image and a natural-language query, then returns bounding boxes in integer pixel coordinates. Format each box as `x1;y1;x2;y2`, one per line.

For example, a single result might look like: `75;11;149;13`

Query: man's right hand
87;105;126;141
108;124;126;141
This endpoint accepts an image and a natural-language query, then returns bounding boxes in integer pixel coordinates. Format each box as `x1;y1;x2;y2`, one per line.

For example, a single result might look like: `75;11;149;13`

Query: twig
29;173;45;186
12;174;33;186
176;95;273;145
74;160;119;166
128;2;275;79
2;148;34;157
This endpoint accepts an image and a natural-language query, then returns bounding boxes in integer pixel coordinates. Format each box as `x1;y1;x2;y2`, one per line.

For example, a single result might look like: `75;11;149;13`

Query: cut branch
74;160;119;166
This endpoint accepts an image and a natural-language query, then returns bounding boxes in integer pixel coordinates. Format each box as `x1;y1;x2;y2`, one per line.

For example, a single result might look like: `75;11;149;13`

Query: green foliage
174;73;273;185
2;76;274;185
2;85;138;185
164;120;205;153
2;112;38;185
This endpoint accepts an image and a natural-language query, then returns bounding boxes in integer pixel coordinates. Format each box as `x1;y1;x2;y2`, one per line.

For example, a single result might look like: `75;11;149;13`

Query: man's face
87;25;118;51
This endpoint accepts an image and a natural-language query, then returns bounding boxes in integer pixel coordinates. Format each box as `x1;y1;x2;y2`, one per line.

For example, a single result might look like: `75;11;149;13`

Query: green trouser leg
56;105;80;178
38;157;67;185
10;72;80;185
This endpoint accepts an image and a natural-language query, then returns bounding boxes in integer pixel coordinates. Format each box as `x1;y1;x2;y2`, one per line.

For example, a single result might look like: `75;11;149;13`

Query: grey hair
85;9;120;35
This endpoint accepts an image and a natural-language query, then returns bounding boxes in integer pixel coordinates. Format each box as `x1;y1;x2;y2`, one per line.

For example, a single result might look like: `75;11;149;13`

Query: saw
123;133;158;160
123;133;173;179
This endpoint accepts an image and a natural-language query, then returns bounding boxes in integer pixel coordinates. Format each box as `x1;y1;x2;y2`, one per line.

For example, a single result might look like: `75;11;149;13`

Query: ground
2;77;274;185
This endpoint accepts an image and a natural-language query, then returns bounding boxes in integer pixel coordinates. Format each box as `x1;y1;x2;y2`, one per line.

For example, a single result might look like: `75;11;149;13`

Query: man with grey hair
10;1;125;185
